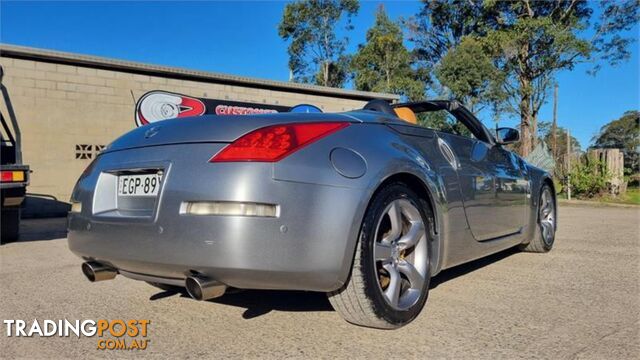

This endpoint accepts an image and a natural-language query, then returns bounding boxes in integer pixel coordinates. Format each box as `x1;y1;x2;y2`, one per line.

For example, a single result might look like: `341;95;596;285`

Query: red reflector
210;122;350;162
1;171;12;182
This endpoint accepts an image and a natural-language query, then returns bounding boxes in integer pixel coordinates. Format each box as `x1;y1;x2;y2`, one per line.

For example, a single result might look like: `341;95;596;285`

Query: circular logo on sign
135;91;206;127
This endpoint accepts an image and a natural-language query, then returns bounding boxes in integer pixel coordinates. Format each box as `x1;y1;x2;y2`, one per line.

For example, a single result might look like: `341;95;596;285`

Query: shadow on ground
149;288;332;319
17;217;68;242
430;246;519;289
149;246;519;320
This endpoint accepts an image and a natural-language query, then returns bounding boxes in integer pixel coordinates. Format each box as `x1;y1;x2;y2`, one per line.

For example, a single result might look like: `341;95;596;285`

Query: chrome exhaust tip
185;275;226;301
81;261;117;282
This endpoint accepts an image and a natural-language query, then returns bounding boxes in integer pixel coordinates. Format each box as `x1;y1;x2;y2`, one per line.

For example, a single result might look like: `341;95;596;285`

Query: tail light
210;122;349;162
0;170;25;183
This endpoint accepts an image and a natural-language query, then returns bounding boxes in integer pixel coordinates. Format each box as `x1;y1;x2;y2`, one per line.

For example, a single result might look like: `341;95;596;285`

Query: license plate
118;173;162;197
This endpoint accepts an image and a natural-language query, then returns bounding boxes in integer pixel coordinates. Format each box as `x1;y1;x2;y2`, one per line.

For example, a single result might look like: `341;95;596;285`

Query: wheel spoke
541;202;551;217
539;189;555;242
375;243;393;262
397;220;424;250
546;203;553;216
540;191;554;221
383;263;401;306
540;194;548;211
398;260;424;291
382;201;403;243
541;219;552;239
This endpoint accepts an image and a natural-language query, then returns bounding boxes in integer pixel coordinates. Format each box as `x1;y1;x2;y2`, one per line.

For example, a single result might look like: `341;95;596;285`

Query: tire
327;182;432;329
1;207;20;244
520;184;556;253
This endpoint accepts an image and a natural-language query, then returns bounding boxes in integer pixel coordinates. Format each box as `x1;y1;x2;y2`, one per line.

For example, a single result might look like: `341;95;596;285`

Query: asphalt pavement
0;205;638;359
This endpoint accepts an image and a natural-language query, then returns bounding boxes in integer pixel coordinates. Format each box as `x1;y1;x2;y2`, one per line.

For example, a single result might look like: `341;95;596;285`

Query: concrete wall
0;49;393;204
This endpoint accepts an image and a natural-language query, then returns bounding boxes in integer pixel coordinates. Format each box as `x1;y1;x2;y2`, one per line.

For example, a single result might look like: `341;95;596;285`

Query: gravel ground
0;205;638;359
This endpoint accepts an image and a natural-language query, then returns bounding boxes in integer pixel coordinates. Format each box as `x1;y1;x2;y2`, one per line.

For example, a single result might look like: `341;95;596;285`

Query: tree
538;121;581;157
278;0;359;88
537;121;581;177
408;0;640;156
406;1;500;71
435;36;506;115
351;6;427;100
592;110;640;173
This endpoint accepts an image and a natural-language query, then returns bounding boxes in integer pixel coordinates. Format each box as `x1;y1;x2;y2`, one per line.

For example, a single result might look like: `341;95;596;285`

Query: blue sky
1;1;638;147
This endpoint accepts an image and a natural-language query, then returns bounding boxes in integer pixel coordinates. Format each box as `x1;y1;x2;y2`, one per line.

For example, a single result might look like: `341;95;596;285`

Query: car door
425;111;528;241
444;135;528;240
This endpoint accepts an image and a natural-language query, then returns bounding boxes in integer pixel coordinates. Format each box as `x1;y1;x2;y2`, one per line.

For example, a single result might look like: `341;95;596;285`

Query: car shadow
150;288;332;319
213;290;333;319
149;246;520;320
429;246;520;289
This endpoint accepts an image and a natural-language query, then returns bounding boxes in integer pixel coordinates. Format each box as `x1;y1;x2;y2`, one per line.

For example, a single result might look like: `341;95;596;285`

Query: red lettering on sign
215;105;278;116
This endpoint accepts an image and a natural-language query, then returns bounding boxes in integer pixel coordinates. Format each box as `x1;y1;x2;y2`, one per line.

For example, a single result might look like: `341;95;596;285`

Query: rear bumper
67;144;366;292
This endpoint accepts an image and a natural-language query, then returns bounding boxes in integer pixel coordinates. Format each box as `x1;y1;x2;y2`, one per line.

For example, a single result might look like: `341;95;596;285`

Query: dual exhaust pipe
81;261;226;300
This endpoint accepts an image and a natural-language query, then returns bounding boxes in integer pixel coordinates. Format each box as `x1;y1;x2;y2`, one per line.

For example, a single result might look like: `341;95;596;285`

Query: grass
590;187;640;205
558;187;640;206
620;187;640;205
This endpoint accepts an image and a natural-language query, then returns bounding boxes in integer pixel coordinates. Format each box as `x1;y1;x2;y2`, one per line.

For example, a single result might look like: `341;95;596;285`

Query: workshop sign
135;90;292;127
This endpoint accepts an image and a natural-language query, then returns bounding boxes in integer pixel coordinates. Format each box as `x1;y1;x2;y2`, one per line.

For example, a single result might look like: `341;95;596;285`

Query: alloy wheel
539;188;555;245
373;199;428;311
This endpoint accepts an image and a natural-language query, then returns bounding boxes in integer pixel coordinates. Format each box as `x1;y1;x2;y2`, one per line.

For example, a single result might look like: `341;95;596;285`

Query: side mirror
495;127;520;145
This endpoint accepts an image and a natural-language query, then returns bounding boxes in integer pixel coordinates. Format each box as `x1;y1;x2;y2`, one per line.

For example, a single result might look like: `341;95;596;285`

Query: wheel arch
362;172;443;276
542;176;555;194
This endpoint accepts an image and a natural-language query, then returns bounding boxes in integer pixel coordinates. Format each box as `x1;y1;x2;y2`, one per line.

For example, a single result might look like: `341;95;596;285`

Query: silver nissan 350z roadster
68;99;556;329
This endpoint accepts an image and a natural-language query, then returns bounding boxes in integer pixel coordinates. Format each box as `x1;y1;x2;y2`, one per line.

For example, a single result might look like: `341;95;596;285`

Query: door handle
438;138;459;169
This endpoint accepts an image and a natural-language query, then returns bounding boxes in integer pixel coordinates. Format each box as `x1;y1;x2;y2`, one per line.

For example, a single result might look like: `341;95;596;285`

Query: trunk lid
103;112;358;153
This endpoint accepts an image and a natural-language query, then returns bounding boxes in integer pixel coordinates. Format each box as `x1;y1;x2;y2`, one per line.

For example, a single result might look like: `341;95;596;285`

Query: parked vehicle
68;99;556;329
1;66;29;244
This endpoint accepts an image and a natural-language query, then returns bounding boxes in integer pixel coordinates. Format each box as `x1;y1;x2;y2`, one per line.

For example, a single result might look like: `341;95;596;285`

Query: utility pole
567;129;571;200
552;84;558;161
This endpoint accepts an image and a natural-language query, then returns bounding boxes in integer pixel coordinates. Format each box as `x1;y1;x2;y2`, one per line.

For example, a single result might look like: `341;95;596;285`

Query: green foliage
624;187;640;205
591;110;640;173
569;159;610;198
435;36;506;114
538;121;581;156
278;0;359;87
315;55;351;88
351;6;426;100
536;121;581;179
407;0;640;156
416;110;472;138
553;177;563;194
406;0;498;70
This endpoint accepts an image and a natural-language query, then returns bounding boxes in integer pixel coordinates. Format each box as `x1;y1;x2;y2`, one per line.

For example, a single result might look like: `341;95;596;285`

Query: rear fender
332;130;448;283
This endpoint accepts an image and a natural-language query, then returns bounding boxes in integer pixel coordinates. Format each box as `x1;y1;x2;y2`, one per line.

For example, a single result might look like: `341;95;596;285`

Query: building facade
0;45;397;206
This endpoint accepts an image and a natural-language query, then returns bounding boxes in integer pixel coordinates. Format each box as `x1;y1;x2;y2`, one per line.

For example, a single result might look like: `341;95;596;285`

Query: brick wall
0;55;373;202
